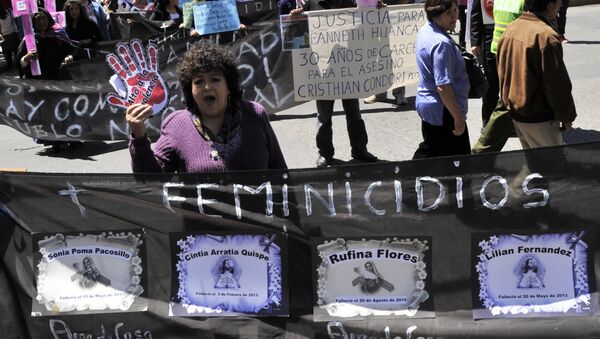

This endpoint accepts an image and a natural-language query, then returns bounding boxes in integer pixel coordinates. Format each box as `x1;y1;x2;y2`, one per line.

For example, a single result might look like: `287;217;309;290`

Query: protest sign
193;0;242;35
280;14;310;50
44;0;66;27
0;19;296;141
291;4;426;100
106;40;170;116
44;0;56;12
50;11;66;27
482;0;495;24
12;0;37;17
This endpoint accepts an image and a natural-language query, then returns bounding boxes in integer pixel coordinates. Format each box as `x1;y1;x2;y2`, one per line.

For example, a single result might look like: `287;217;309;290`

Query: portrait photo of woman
516;255;545;289
214;257;241;289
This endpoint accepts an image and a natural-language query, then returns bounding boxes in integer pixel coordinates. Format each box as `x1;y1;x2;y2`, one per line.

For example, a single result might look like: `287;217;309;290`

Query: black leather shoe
352;150;378;162
316;155;332;168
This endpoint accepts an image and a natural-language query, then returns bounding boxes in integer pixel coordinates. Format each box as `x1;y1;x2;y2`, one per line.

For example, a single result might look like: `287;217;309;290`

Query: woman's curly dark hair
177;42;241;113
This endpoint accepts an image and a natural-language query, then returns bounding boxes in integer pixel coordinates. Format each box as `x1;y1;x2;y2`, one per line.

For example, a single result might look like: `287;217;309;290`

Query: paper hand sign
106;39;169;116
484;0;494;19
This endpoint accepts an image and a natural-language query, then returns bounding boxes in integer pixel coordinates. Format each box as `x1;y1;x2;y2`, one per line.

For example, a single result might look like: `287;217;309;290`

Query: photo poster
169;232;289;317
472;230;599;319
280;14;310;51
193;0;241;35
31;230;148;316
311;236;434;321
290;4;427;101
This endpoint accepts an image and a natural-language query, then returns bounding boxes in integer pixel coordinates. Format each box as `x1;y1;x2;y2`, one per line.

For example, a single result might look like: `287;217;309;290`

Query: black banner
0;9;294;141
2;142;600;338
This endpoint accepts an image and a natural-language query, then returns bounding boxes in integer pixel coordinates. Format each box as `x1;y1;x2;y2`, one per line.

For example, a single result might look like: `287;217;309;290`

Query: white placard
291;5;427;101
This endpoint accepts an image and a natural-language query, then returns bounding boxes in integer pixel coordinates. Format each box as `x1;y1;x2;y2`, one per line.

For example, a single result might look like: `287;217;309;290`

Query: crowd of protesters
0;0;184;76
0;0;577;171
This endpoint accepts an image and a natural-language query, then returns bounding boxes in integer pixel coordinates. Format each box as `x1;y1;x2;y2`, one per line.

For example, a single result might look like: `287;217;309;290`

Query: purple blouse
129;101;287;172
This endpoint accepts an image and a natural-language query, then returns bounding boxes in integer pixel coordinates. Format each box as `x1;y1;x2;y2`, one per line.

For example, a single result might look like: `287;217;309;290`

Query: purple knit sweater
129;101;287;172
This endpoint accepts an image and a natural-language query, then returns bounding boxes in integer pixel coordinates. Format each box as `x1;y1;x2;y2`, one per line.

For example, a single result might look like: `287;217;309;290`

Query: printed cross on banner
58;182;88;217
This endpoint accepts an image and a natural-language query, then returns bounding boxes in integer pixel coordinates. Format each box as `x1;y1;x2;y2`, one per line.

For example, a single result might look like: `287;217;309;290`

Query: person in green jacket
471;0;524;153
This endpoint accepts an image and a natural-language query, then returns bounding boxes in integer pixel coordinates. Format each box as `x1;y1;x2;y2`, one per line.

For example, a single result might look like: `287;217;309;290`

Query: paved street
1;4;599;173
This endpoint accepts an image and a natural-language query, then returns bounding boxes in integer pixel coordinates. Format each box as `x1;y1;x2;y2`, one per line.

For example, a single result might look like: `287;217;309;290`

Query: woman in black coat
63;0;103;58
18;8;78;151
18;8;75;80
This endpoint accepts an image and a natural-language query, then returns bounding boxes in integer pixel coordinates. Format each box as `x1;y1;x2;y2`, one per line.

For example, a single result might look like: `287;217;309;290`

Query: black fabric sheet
2;142;600;337
0;13;294;141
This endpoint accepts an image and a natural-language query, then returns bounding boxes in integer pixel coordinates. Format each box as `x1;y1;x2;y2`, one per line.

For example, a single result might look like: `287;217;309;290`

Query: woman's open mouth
204;95;216;105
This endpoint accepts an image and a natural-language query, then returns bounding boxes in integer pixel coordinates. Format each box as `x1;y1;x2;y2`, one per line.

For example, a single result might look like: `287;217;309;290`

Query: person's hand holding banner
106;39;169;116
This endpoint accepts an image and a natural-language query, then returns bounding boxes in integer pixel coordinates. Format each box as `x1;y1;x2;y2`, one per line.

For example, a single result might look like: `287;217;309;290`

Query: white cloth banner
291;4;426;101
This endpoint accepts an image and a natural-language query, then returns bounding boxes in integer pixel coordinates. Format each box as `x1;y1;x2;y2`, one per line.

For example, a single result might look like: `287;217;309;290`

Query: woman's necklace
193;117;220;161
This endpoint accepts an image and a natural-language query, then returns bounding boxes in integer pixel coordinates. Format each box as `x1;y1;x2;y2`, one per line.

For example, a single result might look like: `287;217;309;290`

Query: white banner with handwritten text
292;4;426;101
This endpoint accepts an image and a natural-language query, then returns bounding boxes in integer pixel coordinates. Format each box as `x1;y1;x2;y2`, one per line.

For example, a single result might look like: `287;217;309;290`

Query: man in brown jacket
497;0;576;149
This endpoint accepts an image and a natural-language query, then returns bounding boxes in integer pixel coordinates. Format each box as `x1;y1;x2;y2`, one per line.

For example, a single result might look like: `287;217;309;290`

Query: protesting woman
63;0;104;58
18;8;77;151
413;0;470;158
18;8;75;80
126;43;287;172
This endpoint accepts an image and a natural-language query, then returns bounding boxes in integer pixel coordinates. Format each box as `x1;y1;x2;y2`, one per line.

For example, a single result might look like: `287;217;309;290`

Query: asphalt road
1;4;599;173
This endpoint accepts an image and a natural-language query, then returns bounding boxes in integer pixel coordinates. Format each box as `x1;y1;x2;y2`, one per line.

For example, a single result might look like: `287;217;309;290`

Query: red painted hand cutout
106;39;169;116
